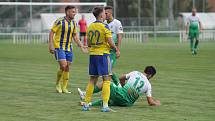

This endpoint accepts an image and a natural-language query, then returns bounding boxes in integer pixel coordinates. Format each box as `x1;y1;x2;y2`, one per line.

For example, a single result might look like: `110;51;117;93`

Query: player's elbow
49;31;55;37
50;30;55;34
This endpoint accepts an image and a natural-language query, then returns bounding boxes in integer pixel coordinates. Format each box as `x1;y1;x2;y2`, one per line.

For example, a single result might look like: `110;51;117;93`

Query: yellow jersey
51;17;77;51
87;20;112;55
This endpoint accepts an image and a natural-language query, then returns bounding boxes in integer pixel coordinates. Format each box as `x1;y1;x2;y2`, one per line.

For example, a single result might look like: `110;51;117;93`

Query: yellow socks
102;80;110;108
62;71;70;93
56;69;63;84
56;69;63;93
85;82;94;104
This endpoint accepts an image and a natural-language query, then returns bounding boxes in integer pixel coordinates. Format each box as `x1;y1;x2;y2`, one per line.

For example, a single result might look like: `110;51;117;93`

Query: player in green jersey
78;66;160;107
185;8;203;55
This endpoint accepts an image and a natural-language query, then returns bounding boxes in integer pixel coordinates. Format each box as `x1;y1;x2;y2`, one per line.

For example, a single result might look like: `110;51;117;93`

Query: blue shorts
89;54;112;76
54;48;73;62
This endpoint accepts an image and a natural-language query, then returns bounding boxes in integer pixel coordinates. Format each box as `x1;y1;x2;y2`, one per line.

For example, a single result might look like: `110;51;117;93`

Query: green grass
0;38;215;121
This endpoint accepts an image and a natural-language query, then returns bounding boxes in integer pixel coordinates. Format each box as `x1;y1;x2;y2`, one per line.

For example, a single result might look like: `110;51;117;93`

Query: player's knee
60;64;67;71
102;75;111;81
65;65;70;72
90;76;99;84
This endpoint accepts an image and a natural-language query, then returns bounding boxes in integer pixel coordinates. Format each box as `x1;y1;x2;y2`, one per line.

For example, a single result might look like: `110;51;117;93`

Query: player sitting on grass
78;66;160;107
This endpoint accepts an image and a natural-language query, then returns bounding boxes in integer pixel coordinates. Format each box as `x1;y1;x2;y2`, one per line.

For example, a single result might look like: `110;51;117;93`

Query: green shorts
109;83;133;106
91;83;134;107
110;50;117;68
189;30;199;40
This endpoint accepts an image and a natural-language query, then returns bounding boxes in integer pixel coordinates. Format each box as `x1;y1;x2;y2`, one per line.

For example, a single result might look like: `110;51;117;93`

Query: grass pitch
0;38;215;121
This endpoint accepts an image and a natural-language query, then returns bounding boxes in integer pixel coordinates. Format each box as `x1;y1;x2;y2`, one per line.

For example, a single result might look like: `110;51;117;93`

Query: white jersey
186;15;201;29
104;19;123;44
187;15;200;24
105;19;123;34
126;71;152;97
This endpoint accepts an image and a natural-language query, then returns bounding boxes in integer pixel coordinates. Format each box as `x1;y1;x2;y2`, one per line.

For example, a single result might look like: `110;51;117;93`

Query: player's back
123;71;152;104
87;20;112;55
126;71;151;94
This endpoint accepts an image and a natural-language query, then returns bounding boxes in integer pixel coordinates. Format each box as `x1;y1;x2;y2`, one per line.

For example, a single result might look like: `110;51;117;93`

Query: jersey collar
107;17;114;24
64;16;72;23
94;20;103;23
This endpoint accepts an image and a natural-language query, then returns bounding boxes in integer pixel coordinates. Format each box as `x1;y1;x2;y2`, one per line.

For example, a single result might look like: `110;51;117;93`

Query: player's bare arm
117;33;123;50
107;37;120;58
73;33;88;53
199;21;203;32
147;96;160;106
73;33;83;47
185;22;189;34
49;30;55;54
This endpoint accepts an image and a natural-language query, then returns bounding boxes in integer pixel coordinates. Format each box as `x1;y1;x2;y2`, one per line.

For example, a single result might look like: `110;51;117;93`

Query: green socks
112;73;120;86
93;85;101;93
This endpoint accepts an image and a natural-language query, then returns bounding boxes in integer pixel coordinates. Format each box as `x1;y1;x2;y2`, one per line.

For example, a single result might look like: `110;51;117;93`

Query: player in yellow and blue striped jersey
49;6;87;94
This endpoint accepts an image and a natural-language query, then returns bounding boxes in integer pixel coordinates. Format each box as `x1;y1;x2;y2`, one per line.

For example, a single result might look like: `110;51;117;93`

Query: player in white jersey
104;6;123;68
78;66;160;107
185;8;203;55
104;6;123;86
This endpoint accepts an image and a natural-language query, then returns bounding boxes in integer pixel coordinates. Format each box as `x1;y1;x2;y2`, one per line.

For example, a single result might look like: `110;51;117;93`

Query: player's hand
116;50;120;59
155;99;161;106
200;29;203;33
81;46;88;53
49;45;55;54
185;31;188;35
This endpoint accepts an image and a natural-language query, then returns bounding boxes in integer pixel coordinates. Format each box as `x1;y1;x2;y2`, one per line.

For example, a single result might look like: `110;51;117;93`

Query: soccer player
49;6;87;94
104;6;123;68
78;15;87;46
104;6;123;85
185;7;203;55
78;66;160;107
82;6;120;112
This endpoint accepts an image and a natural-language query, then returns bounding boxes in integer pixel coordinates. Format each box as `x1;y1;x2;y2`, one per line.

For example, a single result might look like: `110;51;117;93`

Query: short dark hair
104;6;113;10
144;66;156;77
92;6;104;18
65;5;76;12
